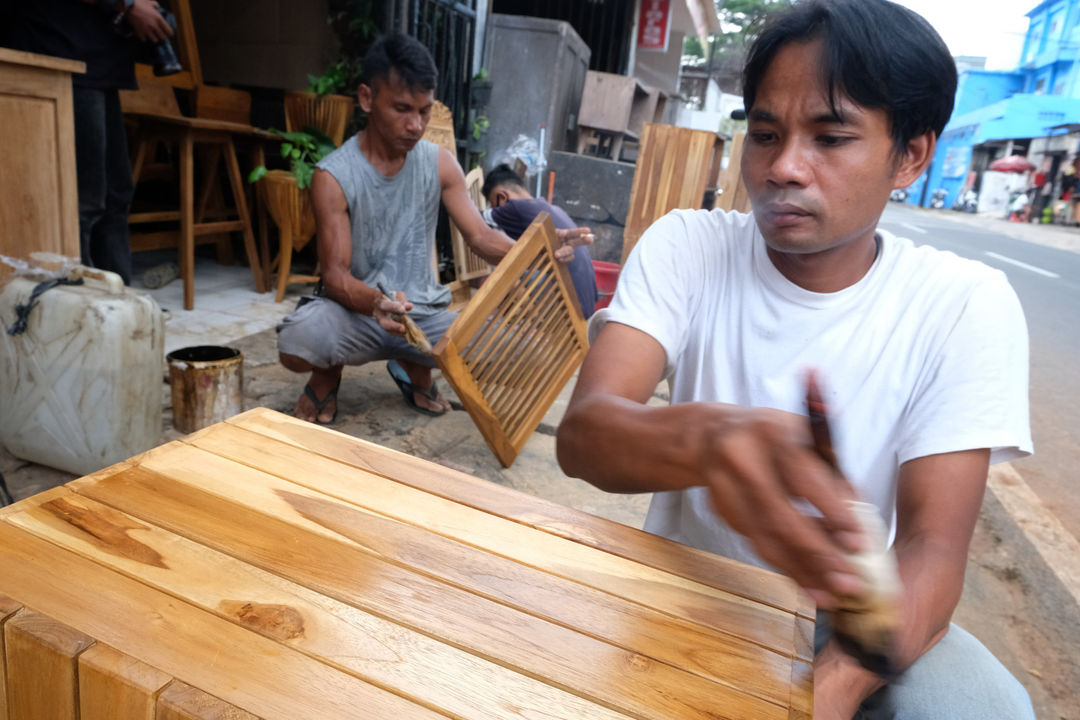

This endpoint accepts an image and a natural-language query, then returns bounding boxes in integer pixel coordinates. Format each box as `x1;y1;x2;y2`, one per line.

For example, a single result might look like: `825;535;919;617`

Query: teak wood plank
67;462;790;720
0;523;446;720
8;488;634;720
0;594;23;720
168;433;801;708
4;608;94;720
78;643;173;720
226;408;814;620
156;681;261;720
172;429;801;658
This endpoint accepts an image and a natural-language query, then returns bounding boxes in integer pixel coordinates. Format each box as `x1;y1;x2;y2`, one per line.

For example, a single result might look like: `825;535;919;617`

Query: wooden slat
5;608;94;720
155;681;261;720
453;167;492;281
0;594;22;720
0;524;446;720
716;132;752;214
79;643;172;720
621;123;722;265
226;409;814;619
434;214;588;467
66;461;791;719
9;488;634;720
158;438;800;657
167;434;806;708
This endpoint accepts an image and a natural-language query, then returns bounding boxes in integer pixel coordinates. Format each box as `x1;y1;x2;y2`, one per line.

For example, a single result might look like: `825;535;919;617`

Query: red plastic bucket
593;260;620;311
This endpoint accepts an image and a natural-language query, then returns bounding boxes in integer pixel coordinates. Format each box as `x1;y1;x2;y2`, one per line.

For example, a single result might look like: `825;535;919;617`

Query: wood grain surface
0;408;813;719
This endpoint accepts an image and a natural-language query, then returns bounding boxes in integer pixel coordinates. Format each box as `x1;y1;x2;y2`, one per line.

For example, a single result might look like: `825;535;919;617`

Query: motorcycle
929;189;948;209
951;189;978;213
889;188;909;203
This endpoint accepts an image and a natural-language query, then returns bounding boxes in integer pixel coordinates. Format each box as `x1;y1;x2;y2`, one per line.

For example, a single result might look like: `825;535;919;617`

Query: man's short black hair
742;0;956;154
481;164;528;198
361;32;437;93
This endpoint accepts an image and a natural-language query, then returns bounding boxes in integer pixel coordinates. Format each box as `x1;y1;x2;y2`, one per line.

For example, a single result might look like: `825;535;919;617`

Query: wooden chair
434;213;588;467
122;75;269;309
421;101;490;290
620;123;725;265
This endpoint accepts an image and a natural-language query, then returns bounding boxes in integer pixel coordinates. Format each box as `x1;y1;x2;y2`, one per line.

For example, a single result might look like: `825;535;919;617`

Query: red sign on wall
638;0;672;52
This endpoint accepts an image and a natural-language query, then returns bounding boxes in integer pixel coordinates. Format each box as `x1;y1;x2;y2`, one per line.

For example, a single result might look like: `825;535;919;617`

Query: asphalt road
879;203;1080;541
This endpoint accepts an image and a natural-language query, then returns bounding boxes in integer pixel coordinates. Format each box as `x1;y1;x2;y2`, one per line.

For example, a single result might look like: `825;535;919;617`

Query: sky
890;0;1036;70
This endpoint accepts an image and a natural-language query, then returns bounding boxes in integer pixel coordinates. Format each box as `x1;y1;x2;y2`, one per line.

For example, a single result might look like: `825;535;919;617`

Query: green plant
306;62;349;96
247;128;337;190
471;115;490;141
473;68;489;82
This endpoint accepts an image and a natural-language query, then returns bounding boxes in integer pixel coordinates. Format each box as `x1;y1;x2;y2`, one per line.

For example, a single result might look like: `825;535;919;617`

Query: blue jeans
73;85;133;284
815;614;1036;719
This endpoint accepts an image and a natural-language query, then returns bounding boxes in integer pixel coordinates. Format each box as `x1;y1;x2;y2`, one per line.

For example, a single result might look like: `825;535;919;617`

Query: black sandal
302;380;340;425
387;359;447;417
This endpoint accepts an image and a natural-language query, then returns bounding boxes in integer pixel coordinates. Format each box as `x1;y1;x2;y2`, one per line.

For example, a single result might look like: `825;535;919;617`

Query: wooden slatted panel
715;132;752;214
434;214;588;466
223;409;816;620
620;123;721;265
59;459;793;719
453;167;492;281
79;643;173;720
0;594;21;720
0;525;447;720
283;92;354;147
5;608;94;720
156;681;262;720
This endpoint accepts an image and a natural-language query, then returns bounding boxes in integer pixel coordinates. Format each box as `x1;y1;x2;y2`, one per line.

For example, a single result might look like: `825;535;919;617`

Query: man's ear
894;131;936;189
357;83;374;114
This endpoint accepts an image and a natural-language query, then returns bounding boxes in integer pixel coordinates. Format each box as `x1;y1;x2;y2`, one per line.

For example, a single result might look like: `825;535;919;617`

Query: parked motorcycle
951;189;978;213
929;189;948;209
889;188;909;203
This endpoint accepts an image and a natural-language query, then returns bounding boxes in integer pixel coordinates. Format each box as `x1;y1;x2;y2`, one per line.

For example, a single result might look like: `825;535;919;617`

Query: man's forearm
322;269;380;316
557;393;717;495
466;226;514;266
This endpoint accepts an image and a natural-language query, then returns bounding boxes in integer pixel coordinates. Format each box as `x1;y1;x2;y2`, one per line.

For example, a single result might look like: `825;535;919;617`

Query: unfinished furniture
284;91;355;146
0;407;814;719
261;170;319;302
421;101;491;291
0;49;84;280
620;123;726;265
121;74;269;310
715;132;753;215
576;70;652;162
433;214;587;467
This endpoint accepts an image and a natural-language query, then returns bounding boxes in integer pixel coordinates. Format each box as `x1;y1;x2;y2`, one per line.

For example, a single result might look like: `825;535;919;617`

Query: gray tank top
316;135;449;315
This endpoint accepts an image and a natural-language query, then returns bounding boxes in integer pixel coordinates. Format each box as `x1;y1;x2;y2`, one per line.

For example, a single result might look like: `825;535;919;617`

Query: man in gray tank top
277;33;591;423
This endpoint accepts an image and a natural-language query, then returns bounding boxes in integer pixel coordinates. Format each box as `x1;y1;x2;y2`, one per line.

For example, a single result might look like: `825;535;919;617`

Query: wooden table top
0;408;813;719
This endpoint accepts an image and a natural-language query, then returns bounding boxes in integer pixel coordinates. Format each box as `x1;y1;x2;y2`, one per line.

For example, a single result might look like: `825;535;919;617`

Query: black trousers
73;85;133;284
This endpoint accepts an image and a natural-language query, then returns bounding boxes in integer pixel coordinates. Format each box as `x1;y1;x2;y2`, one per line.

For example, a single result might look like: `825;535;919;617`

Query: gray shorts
276;297;456;369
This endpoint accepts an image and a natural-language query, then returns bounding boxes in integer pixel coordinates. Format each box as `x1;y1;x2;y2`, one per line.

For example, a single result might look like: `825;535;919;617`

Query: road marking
984;251;1060;278
899;222;928;235
988;463;1080;609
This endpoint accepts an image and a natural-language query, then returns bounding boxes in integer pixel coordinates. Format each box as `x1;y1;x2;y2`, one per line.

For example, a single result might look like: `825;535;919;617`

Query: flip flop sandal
386;359;447;417
302;379;340;425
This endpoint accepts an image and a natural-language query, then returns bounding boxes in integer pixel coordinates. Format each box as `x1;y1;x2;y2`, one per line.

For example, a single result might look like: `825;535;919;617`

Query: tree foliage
682;0;795;93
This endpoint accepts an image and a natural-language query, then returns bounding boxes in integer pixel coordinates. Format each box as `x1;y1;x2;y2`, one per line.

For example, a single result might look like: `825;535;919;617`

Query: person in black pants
1;0;172;284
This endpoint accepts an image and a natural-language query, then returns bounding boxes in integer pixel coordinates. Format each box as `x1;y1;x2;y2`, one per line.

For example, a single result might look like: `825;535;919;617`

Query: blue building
910;0;1080;212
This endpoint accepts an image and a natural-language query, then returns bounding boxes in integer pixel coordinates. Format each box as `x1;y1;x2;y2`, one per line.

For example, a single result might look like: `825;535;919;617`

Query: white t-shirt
604;208;1032;569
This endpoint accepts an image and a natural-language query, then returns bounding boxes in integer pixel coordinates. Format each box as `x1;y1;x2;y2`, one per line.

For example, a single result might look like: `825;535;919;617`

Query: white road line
984;251;1060;278
899;222;928;235
988;463;1080;609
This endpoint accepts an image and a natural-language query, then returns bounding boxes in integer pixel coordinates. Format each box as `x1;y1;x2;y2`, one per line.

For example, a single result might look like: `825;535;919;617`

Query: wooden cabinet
0;48;84;279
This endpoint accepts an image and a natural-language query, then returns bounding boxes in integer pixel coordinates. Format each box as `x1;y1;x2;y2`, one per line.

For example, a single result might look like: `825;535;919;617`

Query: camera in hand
137;7;182;76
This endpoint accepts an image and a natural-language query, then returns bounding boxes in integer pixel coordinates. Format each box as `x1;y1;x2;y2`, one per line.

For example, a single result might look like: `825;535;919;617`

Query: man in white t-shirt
556;1;1035;718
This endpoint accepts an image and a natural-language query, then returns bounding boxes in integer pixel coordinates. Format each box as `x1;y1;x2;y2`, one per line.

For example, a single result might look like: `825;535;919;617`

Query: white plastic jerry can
0;267;164;476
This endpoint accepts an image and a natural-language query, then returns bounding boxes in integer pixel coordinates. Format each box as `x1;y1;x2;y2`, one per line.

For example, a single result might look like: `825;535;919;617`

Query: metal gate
406;0;478;158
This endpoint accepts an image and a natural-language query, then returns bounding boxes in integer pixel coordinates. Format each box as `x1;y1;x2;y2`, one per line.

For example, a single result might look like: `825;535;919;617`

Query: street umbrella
988;155;1036;173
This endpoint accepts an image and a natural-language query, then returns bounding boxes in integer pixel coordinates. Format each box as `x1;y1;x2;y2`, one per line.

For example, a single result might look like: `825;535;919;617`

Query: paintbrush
806;373;901;677
376;283;433;355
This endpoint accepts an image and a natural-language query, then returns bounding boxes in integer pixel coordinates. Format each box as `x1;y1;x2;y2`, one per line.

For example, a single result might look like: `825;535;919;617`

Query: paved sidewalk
910;204;1080;255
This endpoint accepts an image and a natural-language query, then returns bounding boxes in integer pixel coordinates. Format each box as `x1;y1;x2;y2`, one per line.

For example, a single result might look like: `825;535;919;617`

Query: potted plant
249;129;337;300
470;68;492;108
284;62;357;146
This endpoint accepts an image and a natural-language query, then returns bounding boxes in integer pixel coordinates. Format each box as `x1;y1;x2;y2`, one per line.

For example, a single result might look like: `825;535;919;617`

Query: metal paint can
166;345;243;433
